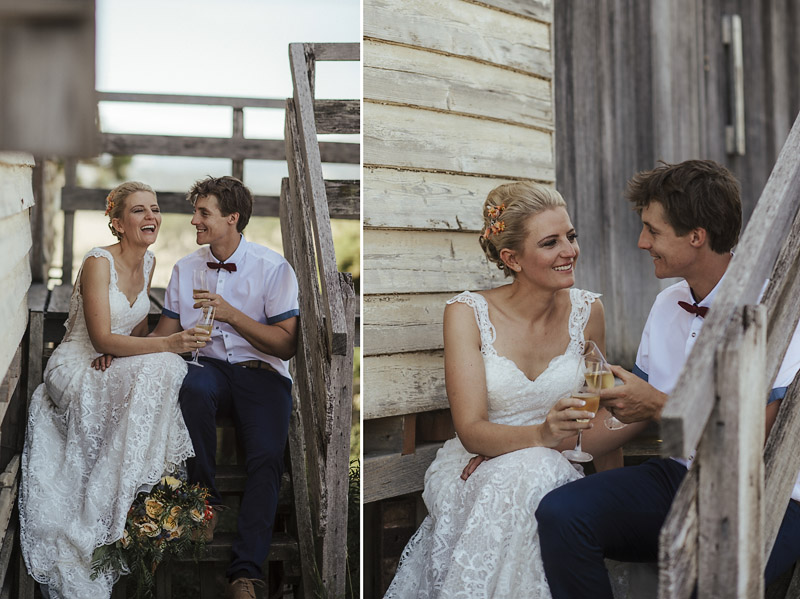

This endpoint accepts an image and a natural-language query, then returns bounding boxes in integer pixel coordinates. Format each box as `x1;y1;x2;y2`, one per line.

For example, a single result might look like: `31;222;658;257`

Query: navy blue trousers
536;458;800;598
179;357;292;581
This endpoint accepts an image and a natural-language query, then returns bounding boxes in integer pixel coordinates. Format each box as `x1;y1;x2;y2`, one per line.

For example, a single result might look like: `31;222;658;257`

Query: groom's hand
461;455;489;481
599;365;667;422
193;292;237;324
91;354;114;371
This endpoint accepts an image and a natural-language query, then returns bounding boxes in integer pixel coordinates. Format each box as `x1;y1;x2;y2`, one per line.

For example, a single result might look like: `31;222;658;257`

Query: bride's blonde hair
479;182;567;277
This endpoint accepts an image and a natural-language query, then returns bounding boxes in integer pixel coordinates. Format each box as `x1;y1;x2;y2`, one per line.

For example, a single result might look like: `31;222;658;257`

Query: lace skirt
19;344;194;599
385;438;582;599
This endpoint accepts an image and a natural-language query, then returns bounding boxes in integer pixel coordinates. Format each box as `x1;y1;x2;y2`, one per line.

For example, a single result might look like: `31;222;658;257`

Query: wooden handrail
288;42;349;356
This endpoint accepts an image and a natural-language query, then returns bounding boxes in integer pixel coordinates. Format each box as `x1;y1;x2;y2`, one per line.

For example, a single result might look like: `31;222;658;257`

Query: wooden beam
697;306;765;598
760;204;800;388
314;100;360;135
99;132;359;164
659;467;698;599
98;91;285;109
763;372;800;558
60;181;358;220
660;110;800;457
363;444;442;503
309;42;360;61
289;43;348;355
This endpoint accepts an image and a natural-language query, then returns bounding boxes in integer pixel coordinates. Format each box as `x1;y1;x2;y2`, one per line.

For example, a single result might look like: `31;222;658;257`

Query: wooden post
659;468;698;599
29;158;45;284
232;107;244;181
61;160;78;284
697;305;766;598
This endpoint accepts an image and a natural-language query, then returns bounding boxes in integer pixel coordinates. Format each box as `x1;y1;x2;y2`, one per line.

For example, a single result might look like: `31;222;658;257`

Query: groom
152;176;299;599
535;159;800;598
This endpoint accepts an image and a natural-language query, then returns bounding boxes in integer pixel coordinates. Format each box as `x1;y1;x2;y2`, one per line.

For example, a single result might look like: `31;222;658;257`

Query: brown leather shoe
227;577;266;599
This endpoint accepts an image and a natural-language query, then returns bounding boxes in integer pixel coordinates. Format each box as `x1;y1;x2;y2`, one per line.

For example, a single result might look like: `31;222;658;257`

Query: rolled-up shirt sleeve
265;261;300;325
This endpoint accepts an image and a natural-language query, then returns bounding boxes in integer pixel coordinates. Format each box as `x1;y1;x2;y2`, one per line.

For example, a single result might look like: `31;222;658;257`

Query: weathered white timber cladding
0;153;34;386
363;0;555;502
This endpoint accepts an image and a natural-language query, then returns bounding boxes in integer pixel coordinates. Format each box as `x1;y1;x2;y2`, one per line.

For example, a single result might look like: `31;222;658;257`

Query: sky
89;0;360;194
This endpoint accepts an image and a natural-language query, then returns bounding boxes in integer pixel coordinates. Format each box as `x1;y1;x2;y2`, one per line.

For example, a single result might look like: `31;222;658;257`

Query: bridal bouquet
91;475;213;598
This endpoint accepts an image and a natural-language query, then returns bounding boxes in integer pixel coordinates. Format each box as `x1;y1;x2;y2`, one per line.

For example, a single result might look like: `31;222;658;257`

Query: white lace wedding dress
19;248;195;599
384;289;599;599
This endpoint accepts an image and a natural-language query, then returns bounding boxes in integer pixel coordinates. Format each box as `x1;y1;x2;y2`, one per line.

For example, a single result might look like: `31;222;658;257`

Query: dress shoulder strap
446;291;497;355
567;288;601;355
63;248;114;341
81;247;117;287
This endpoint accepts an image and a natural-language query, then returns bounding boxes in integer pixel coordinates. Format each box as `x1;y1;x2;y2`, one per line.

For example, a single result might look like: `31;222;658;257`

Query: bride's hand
167;328;210;353
540;396;594;448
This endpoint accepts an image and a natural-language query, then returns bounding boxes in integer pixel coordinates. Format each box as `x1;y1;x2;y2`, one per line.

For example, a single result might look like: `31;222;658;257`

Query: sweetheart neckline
92;247;150;309
487;350;572;385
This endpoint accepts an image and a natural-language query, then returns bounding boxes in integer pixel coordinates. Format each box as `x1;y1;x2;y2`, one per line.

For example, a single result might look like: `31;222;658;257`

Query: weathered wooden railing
658;110;800;598
281;42;359;598
57;90;359;284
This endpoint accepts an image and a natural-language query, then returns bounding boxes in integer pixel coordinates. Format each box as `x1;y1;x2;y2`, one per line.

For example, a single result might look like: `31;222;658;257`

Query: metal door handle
723;14;745;155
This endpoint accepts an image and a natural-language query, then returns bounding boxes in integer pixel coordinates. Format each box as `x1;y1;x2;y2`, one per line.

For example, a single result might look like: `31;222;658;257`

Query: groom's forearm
227;311;298;360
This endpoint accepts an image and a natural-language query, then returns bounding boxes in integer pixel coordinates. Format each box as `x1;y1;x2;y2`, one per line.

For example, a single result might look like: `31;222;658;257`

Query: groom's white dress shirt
634;272;800;500
162;235;299;381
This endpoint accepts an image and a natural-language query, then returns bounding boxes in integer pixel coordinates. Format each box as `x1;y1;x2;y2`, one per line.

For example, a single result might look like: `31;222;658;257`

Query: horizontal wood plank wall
0;153;34;388
363;0;555;507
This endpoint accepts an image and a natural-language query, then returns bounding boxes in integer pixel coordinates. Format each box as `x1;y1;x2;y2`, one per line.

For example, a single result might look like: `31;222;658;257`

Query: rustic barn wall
363;0;555;499
0;153;34;387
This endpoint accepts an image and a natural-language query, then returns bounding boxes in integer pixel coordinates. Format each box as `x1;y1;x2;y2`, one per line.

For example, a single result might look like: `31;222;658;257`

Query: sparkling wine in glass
187;304;215;367
193;269;209;297
561;357;601;463
582;340;627;431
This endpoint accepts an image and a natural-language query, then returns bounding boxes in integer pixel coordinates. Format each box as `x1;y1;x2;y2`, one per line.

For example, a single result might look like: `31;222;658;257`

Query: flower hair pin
483;203;506;239
104;191;115;216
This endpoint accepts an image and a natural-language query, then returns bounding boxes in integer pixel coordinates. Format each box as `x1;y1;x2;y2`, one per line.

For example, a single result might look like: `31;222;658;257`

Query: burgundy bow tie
678;300;708;318
207;261;237;272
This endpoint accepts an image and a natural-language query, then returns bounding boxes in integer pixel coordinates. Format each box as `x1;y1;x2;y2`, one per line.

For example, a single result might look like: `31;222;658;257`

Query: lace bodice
446;288;598;426
63;247;154;346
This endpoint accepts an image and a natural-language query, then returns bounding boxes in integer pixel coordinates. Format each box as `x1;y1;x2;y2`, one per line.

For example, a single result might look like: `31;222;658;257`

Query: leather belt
234;360;278;374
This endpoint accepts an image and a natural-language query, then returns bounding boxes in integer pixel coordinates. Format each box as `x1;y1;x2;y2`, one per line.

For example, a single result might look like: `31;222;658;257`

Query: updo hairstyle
479;181;567;277
106;181;157;240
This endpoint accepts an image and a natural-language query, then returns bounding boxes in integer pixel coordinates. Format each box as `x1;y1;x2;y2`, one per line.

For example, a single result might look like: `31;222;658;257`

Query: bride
19;182;208;599
384;182;633;598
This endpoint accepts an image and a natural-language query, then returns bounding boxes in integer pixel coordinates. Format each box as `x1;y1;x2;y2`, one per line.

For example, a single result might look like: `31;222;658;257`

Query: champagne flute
583;340;627;431
187;304;215;367
193;269;209;298
561;354;601;463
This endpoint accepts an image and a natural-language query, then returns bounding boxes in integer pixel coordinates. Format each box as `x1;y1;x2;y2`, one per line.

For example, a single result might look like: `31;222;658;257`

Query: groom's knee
536;485;582;542
179;371;218;418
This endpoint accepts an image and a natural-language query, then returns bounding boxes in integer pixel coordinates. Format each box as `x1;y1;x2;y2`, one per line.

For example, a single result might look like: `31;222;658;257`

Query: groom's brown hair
187;176;253;233
625;159;742;254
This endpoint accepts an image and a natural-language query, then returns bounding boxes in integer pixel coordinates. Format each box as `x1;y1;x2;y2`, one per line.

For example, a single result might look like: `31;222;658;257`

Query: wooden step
215;465;293;506
186;531;299;564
